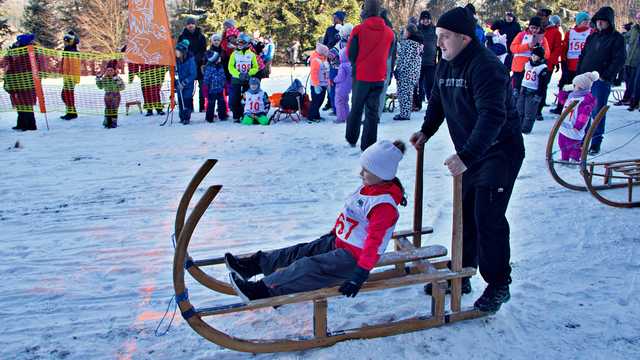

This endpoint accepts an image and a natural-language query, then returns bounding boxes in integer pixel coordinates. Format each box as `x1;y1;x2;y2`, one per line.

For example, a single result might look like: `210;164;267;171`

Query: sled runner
172;151;487;353
547;102;640;208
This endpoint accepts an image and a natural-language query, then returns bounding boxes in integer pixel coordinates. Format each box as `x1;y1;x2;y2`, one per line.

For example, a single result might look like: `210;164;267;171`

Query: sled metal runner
172;152;488;353
546;102;640;208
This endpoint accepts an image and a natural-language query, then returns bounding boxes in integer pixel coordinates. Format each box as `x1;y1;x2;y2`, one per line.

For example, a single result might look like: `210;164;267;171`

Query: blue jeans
328;68;338;111
589;80;611;147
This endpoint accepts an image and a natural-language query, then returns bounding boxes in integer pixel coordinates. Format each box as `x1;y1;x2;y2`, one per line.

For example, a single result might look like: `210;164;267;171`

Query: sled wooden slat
392;227;434;239
431;281;446;320
450;176;463;313
326;315;442;338
313;300;328;338
196;268;476;317
191;240;445;269
445;308;487;323
395;237;437;274
413;147;425;247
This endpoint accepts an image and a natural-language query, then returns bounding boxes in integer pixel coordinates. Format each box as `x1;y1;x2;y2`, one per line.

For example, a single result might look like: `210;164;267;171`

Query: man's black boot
473;284;510;313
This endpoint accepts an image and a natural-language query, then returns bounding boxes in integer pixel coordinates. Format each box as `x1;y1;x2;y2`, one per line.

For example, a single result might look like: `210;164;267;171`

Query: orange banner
126;0;175;66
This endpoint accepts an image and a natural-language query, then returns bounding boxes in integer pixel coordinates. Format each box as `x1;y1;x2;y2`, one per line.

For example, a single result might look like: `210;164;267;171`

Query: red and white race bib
522;62;547;90
567;29;589;60
235;52;252;73
334;186;398;254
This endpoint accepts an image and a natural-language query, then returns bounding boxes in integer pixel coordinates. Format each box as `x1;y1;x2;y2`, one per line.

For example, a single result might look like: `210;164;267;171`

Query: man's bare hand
444;154;467;176
410;131;427;150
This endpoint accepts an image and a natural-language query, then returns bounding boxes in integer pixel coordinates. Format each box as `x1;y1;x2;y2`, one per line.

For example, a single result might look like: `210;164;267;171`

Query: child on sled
557;71;599;162
227;140;407;302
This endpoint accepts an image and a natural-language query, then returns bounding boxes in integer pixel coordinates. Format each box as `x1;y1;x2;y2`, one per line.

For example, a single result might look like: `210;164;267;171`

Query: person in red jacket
226;140;407;302
4;34;38;131
345;0;395;151
537;14;564;120
550;12;593;115
510;17;549;98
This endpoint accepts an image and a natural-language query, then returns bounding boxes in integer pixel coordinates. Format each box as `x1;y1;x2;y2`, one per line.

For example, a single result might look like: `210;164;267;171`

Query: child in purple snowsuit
558;71;599;161
333;48;352;123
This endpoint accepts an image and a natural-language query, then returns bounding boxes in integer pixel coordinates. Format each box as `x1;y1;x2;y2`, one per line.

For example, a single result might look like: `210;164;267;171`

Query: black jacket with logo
420;39;523;167
418;23;437;66
576;7;626;82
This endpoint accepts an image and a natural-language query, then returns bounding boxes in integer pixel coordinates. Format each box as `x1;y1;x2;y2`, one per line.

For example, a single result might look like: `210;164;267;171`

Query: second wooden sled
172;151;487;353
579;107;640;208
546;102;640;207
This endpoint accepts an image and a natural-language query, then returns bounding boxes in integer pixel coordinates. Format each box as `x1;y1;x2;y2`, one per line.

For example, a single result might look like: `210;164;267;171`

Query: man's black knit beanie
436;7;476;38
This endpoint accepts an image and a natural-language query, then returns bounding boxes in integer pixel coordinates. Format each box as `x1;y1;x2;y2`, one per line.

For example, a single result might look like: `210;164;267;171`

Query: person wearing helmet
60;31;81;120
228;33;259;121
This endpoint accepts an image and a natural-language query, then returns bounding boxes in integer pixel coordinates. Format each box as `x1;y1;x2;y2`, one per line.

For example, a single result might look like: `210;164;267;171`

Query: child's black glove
339;266;369;297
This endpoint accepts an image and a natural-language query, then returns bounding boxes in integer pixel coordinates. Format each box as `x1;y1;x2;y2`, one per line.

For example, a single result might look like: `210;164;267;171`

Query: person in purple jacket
333;48;352;123
557;71;599;162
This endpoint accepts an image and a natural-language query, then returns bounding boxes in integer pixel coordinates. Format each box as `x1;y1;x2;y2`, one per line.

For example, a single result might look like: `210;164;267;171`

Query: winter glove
239;72;249;82
533;95;543;104
554;64;560;73
339;266;369;298
313;85;322;95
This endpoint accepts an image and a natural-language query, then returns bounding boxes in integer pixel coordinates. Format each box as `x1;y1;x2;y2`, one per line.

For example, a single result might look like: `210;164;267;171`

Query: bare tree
77;0;127;52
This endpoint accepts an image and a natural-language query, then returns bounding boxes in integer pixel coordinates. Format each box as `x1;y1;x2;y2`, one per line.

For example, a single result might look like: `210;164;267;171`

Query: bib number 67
335;213;359;240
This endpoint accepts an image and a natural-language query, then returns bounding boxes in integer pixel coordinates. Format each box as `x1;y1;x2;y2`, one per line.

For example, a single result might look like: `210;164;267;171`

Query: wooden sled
579;108;640;208
172;150;487;353
546;102;640;207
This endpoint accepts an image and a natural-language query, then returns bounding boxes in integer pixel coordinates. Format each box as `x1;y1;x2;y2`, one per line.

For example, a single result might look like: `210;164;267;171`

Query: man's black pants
461;137;525;286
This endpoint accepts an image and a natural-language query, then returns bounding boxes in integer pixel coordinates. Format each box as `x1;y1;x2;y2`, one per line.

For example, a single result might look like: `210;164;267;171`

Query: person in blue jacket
175;39;197;124
262;36;275;77
465;4;485;44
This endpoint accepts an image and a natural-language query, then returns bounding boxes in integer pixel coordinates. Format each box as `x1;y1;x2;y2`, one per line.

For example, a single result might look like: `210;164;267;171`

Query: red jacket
334;181;402;270
510;30;550;72
544;25;563;70
561;25;594;72
347;16;395;83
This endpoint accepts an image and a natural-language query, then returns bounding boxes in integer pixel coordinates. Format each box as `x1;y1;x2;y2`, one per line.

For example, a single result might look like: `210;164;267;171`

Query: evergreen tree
22;0;58;48
0;0;11;45
57;0;85;40
202;0;360;61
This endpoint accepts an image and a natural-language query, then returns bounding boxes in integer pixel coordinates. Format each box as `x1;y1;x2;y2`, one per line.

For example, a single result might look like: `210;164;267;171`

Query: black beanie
420;10;431;20
529;16;542;28
532;46;545;58
436;7;476;38
465;3;476;15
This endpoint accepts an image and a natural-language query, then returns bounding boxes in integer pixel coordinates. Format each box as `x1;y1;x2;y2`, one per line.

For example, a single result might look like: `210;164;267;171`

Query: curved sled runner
579;109;640;208
546;102;639;207
172;152;487;353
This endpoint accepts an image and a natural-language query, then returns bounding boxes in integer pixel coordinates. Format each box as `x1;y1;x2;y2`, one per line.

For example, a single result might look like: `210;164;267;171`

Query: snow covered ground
1;67;639;360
